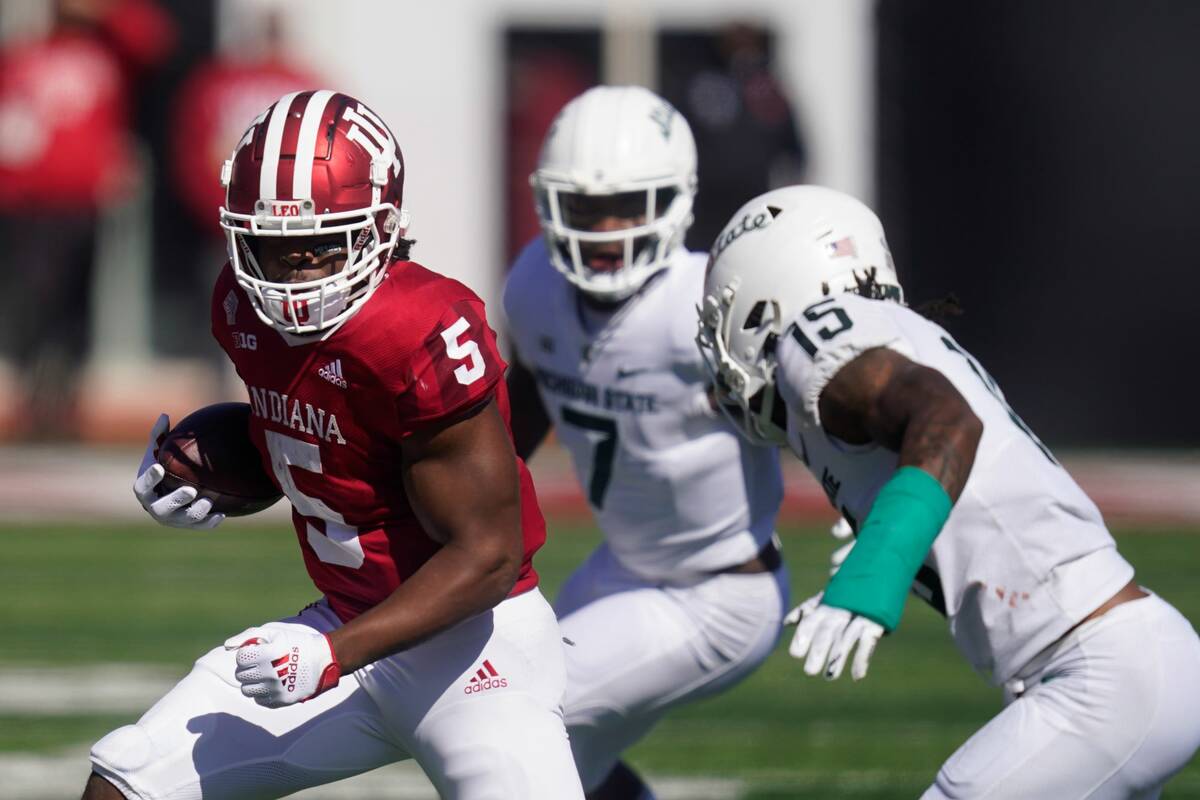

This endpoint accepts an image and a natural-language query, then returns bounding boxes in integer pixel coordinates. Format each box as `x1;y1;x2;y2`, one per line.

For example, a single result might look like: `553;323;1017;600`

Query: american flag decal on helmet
826;236;857;259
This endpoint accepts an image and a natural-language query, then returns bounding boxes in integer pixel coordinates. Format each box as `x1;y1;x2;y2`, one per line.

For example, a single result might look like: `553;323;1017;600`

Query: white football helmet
696;185;904;444
531;85;697;302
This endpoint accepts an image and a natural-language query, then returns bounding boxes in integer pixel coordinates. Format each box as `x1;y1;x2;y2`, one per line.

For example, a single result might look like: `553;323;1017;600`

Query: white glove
224;624;342;707
829;517;855;576
132;413;225;530
784;593;884;681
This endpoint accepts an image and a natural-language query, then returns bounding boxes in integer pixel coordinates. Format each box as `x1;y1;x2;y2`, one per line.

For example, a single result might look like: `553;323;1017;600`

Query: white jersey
504;238;783;580
774;293;1134;684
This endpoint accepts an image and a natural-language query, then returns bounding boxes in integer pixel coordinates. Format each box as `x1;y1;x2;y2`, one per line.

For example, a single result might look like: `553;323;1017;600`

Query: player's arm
505;355;552;461
788;347;982;681
225;398;525;707
328;396;525;672
133;272;242;531
819;347;982;501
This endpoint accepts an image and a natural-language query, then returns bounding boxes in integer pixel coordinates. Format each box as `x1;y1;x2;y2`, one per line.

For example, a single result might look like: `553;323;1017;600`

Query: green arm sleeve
822;466;952;631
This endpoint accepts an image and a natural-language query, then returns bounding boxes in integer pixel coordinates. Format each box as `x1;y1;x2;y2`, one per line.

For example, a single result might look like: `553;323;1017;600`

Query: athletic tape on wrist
821;466;951;632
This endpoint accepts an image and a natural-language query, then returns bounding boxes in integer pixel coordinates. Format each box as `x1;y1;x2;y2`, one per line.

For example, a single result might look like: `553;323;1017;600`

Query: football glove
224;624;342;708
784;592;884;681
132;414;225;530
829;517;855;576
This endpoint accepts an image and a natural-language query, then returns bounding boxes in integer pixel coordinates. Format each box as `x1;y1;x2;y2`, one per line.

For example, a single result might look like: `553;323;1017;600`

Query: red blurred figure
506;50;593;260
0;0;175;438
169;13;318;233
0;0;175;209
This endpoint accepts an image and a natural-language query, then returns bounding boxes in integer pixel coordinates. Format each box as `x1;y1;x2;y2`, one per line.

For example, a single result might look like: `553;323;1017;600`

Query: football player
697;184;1200;798
503;85;788;800
83;91;584;800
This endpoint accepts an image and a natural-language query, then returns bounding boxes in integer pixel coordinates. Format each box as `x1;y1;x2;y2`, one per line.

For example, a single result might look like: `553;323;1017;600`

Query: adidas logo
463;659;507;695
318;358;348;388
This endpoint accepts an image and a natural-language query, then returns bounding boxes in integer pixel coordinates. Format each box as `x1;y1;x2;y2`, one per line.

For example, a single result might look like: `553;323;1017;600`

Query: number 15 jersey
211;260;546;623
774;292;1134;684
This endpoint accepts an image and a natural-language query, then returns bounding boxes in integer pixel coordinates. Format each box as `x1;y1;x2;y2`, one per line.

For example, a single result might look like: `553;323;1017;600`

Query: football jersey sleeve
775;293;915;428
501;235;551;366
394;296;506;425
209;262;238;359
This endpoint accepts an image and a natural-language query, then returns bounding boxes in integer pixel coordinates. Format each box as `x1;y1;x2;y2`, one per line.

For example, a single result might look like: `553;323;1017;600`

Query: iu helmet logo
280;299;311;324
223;90;403;217
219;90;408;335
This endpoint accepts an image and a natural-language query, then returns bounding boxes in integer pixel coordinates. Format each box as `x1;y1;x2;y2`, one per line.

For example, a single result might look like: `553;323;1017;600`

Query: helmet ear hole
762;332;779;358
742;301;767;331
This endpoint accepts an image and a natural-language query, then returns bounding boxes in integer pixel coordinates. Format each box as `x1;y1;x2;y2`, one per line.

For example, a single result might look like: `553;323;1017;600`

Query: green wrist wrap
822;466;952;632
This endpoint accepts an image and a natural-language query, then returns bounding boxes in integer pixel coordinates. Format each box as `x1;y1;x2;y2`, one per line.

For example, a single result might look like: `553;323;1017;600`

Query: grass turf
2;520;1199;797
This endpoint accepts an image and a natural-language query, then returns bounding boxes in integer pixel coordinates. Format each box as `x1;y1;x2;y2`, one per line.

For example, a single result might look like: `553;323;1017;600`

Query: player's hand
224;624;342;708
784;593;884;681
829;517;855;576
132;414;225;530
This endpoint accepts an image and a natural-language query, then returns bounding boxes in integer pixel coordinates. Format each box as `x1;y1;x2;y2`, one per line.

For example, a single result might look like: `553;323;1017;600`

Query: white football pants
90;588;584;800
554;542;789;791
923;592;1200;799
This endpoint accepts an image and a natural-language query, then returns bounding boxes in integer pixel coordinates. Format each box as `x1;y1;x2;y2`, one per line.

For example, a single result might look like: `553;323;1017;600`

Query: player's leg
554;545;661;798
86;601;406;800
585;761;657;800
361;587;585;800
81;773;125;800
555;545;789;794
922;593;1200;799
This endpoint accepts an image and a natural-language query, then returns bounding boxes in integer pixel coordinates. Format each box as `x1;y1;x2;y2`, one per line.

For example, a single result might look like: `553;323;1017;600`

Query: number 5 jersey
211;260;546;622
774;292;1133;685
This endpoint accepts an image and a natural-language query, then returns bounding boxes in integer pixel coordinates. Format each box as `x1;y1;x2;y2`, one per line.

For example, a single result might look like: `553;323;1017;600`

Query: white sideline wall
0;0;872;431
253;0;874;314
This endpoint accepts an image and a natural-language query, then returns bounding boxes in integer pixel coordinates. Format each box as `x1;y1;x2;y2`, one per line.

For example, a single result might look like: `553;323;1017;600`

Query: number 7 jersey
211;260;546;622
774;292;1134;685
504;238;782;580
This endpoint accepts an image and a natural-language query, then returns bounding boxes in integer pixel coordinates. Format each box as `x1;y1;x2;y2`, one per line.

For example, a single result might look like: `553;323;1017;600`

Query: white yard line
3;446;1200;524
0;750;744;800
0;666;744;799
6;753;1198;800
0;665;182;714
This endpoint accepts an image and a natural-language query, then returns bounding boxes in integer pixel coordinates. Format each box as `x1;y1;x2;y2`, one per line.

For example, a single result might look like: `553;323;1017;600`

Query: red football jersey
211;259;545;621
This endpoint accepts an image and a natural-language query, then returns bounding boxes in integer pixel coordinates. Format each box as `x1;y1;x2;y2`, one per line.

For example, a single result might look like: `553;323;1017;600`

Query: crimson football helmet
219;90;409;335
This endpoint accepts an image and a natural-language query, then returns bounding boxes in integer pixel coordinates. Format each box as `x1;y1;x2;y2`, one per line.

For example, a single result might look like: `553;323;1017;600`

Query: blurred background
1;0;1197;797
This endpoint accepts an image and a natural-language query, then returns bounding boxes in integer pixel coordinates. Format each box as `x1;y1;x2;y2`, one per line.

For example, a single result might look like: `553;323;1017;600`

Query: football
155;402;283;517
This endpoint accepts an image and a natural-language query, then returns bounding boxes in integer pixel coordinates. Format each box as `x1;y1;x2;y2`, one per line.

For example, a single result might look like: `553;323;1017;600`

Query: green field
4;521;1199;798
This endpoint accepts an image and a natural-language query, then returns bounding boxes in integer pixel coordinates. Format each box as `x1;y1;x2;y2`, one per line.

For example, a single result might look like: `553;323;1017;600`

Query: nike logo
616;366;652;380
